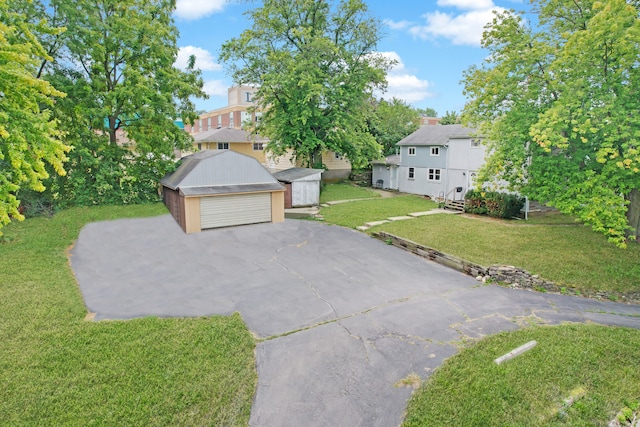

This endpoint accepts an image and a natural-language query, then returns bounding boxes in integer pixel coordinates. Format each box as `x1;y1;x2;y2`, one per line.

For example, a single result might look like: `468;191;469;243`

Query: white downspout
443;144;449;202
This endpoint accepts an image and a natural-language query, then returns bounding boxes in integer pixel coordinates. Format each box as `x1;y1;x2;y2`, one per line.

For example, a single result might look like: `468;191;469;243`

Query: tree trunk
626;188;640;243
108;116;118;145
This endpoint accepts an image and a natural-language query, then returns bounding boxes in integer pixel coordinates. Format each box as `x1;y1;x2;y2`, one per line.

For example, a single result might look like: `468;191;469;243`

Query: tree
44;0;205;206
463;0;640;247
368;98;420;156
220;0;393;169
0;0;69;235
439;110;461;125
416;107;438;117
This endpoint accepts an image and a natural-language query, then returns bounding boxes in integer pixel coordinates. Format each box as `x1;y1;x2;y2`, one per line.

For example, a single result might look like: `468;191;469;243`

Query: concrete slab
408;211;433;217
388;215;414;221
285;206;319;219
364;220;390;227
70;214;640;427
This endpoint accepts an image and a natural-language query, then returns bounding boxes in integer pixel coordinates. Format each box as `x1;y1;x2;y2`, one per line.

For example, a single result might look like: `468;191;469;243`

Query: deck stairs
444;199;465;212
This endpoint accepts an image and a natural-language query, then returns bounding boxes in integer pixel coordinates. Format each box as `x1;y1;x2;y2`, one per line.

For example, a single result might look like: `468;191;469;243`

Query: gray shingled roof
396;124;477;146
371;154;400;166
160;150;223;190
160;150;283;192
272;168;323;182
179;183;284;196
193;127;269;143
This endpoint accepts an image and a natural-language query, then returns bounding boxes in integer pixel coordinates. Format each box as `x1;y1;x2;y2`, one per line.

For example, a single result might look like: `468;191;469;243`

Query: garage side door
200;193;272;229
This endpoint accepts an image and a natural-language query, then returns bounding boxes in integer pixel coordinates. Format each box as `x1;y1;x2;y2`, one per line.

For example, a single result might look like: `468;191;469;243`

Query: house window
428;168;441;181
408;167;415;179
408;147;416;156
246;92;252;102
217;115;222;127
253;143;264;151
207;117;211;128
229;113;234;128
197;143;202;150
471;139;481;148
431;147;440;156
241;111;250;127
218;142;229;150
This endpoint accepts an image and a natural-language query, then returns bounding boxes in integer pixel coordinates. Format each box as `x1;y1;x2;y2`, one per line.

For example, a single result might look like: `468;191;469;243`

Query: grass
0;205;256;425
520;211;582;225
319;183;380;203
371;214;640;294
403;324;640;426
320;195;438;229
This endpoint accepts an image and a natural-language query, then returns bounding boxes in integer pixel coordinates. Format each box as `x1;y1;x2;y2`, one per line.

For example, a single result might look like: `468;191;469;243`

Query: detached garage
161;150;285;233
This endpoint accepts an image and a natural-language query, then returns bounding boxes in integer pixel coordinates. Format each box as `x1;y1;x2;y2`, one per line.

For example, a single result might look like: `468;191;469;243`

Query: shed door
200;193;271;229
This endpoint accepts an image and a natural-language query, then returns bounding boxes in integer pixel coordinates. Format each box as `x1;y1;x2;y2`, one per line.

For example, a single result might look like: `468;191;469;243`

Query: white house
376;125;485;200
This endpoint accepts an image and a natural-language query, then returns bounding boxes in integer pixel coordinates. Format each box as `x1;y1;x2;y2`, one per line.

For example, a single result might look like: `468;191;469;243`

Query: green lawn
317;194;640;426
371;214;640;294
320;195;438;229
403;324;640;426
320;183;380;203
0;205;256;425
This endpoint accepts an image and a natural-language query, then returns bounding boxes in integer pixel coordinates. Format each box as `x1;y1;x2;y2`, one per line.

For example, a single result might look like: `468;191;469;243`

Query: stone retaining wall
373;232;487;277
349;170;372;187
372;231;640;304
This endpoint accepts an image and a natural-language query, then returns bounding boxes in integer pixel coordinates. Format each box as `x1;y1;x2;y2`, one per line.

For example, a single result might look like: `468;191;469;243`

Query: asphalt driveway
71;214;640;427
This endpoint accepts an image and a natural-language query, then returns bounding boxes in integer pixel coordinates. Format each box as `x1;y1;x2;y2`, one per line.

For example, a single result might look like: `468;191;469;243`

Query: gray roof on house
272;167;323;183
160;150;283;192
193;127;269;143
396;124;477;146
371;154;400;166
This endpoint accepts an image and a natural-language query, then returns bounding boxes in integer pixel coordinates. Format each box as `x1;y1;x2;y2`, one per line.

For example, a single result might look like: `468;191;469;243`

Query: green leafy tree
416;107;438;117
0;0;68;234
45;0;206;206
220;0;393;168
463;0;640;247
369;98;420;156
439;110;461;125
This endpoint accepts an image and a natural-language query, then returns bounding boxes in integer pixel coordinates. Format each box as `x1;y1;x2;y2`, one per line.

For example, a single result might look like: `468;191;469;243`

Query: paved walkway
320;190;461;231
70;216;640;427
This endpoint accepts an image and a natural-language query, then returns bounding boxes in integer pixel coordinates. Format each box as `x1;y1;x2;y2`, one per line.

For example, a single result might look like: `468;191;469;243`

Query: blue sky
173;0;527;117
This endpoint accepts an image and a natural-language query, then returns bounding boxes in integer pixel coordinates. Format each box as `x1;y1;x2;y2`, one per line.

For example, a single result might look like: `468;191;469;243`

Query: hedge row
464;190;525;219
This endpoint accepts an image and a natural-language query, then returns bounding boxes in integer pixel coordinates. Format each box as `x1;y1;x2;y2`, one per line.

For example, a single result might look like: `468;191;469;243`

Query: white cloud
376;52;433;104
409;6;504;46
175;46;221;71
203;80;228;97
436;0;495;10
383;19;413;30
175;0;226;20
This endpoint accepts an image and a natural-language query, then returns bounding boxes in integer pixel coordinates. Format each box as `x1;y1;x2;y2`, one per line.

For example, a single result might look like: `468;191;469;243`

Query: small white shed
272;168;323;208
371;154;400;190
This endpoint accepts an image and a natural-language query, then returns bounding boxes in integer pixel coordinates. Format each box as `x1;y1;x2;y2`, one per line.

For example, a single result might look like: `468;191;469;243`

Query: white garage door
200;193;271;229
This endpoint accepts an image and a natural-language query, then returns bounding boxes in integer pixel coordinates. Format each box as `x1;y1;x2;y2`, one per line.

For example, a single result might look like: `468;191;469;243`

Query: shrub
465;190;524;219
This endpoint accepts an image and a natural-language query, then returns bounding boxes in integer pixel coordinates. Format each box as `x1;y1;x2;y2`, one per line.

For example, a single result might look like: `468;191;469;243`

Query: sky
173;0;528;117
